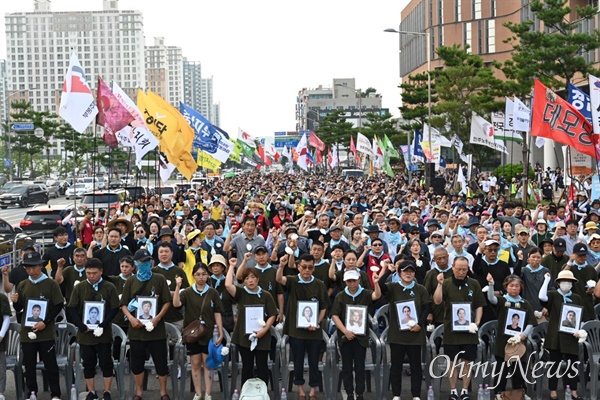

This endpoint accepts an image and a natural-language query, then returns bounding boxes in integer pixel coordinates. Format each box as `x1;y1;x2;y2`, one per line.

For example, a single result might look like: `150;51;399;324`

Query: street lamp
384;27;434;186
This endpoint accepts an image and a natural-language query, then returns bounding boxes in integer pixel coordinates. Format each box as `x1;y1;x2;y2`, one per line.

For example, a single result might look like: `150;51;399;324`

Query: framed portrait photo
451;303;472;332
396;300;418;331
24;299;48;327
136;296;157;322
84;301;105;330
559;304;583;334
296;300;318;329
345;305;368;336
245;305;265;334
503;309;526;336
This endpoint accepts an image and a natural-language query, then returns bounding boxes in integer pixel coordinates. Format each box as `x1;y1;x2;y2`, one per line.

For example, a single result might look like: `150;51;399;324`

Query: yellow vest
183;247;208;285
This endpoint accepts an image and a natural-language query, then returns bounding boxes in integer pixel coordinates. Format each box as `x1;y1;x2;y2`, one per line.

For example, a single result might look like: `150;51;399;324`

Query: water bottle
29;392;36;400
484;384;490;400
70;384;77;400
427;385;434;400
565;385;572;400
281;388;287;400
213;324;219;343
478;384;484;400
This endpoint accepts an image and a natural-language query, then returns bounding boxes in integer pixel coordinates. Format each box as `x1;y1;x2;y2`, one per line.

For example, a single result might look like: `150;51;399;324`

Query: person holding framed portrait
277;254;329;400
225;257;277;387
486;274;536;398
331;268;382;400
378;258;430;400
173;262;224;400
67;257;120;400
540;268;592;400
433;256;485;400
564;243;597;320
120;249;173;400
423;247;454;328
11;251;65;400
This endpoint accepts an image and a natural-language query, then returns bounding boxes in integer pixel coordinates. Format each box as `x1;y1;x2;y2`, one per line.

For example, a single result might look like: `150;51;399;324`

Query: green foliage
493;163;535;183
502;0;600;95
431;45;505;164
315;109;355;149
398;72;437;132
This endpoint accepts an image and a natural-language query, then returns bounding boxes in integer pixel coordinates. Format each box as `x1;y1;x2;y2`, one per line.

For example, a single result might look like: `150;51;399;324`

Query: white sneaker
192;394;201;400
205;396;212;400
413;397;421;400
0;395;5;400
392;397;401;400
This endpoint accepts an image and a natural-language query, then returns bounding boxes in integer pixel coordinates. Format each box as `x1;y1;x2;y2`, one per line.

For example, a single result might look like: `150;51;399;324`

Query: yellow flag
197;150;222;170
136;90;197;180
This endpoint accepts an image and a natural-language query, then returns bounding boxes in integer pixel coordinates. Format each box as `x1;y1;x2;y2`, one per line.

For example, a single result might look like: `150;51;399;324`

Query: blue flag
179;102;234;163
411;130;425;163
440;156;446;168
567;83;593;124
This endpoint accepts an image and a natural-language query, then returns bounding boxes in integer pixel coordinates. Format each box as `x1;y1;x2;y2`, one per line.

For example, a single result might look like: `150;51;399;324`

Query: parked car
0;181;23;194
157;186;176;201
126;186;148;200
0;217;27;255
44;181;61;199
66;183;92;199
20;205;86;248
0;184;49;208
108;179;123;189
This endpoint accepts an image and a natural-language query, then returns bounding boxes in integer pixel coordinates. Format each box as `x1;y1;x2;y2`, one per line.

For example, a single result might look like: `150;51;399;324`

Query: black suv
20;205;85;247
0;184;48;208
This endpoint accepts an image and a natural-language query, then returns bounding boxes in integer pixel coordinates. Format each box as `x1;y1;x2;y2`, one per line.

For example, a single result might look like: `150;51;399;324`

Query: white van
341;169;365;178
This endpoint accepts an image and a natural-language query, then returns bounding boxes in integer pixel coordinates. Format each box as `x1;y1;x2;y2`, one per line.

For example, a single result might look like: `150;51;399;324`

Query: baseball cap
573;243;589;256
343;269;361;281
22;251;43;266
400;264;417;272
553;238;567;252
484;239;500;246
516;227;529;235
133;249;152;262
254;245;268;254
588;233;600;244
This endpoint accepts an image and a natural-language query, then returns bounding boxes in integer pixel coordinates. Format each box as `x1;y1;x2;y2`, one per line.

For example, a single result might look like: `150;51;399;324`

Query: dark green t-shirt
384;282;431;345
544;290;591;355
331;288;374;348
231;286;277;351
17;277;64;343
109;274;130;327
119;273;172;341
178;286;224;346
0;293;11;351
67;279;120;345
59;265;87;301
423;267;453;324
151;266;189;323
252;265;283;310
440;277;486;345
491;294;537;357
283;275;329;340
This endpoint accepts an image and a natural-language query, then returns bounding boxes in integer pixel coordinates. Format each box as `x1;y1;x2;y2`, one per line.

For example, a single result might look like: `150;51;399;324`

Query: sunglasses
372;243;383;247
136;230;145;234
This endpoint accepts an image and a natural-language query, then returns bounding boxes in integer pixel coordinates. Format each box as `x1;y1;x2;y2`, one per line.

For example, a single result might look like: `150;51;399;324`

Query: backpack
239;377;269;400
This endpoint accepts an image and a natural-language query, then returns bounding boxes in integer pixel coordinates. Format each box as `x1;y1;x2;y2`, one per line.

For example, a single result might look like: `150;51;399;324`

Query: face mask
559;282;572;292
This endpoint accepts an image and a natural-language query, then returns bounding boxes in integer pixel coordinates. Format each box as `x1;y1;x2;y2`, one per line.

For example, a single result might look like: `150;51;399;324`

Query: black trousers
22;340;61;398
238;345;269;386
390;343;422;397
493;355;526;394
548;349;579;391
81;342;114;379
289;337;321;387
339;339;367;395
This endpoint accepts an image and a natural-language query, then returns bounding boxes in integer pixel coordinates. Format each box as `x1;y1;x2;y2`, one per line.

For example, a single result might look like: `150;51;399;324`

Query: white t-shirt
480;180;491;193
489;176;497;187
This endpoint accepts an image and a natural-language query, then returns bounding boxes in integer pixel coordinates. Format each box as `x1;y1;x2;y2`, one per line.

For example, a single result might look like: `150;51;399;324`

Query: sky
0;0;411;139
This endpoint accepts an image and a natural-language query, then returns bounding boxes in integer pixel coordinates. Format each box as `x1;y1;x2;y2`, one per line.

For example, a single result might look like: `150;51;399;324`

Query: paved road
0;196;73;227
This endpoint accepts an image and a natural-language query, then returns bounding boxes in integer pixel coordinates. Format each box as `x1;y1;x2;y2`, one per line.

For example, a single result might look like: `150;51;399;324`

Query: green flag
228;140;243;163
383;134;400;158
238;139;255;157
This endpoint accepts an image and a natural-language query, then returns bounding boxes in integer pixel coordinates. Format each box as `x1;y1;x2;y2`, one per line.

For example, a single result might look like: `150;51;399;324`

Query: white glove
28;332;37;340
370;266;379;272
257;320;266;327
145;322;155;332
93;327;104;337
249;333;258;351
285;246;294;255
481;286;489;293
507;335;521;345
587;280;596;288
577;329;588;343
427;324;435;332
407;320;416;328
221;346;229;356
469;323;478;334
275;323;284;331
534;311;543;319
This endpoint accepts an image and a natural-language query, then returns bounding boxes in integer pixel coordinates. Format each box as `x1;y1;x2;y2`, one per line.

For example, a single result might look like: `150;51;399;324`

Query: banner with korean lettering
531;79;600;160
180;102;234;163
469;113;507;154
568;83;593;124
112;82;159;168
492;111;522;143
589;75;600;134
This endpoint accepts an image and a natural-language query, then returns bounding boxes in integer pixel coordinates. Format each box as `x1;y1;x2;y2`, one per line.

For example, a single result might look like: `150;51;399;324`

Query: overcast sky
0;0;410;138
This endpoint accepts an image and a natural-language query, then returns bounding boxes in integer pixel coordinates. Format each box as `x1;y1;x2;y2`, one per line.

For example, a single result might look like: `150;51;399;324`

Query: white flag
469;112;508;154
425;124;452;147
356;132;374;156
296;133;308;171
329;147;339;169
513;97;531;132
59;52;98;133
158;151;177;182
450;134;470;163
457;164;467;195
112;81;159;169
589;74;600;134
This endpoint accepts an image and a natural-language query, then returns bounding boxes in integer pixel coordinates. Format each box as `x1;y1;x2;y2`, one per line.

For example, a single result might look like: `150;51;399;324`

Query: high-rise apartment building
4;0;145;156
183;58;202;110
296;78;386;132
145;37;182;107
201;77;216;124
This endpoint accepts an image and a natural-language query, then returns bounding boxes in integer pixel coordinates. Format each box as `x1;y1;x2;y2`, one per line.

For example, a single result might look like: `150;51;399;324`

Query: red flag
316;149;323;165
96;77;134;148
309;131;325;151
257;144;271;166
532;79;600;159
274;152;280;162
327;147;332;167
350;136;357;153
565;184;576;221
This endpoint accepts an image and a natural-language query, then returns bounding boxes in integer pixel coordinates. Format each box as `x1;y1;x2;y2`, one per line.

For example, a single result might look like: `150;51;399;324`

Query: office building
145;36;183;107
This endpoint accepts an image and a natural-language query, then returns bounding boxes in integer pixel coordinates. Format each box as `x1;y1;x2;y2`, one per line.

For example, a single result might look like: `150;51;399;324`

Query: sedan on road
66;183;92;199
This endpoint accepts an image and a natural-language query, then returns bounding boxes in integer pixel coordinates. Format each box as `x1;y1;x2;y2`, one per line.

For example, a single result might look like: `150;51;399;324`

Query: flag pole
72;125;79;243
